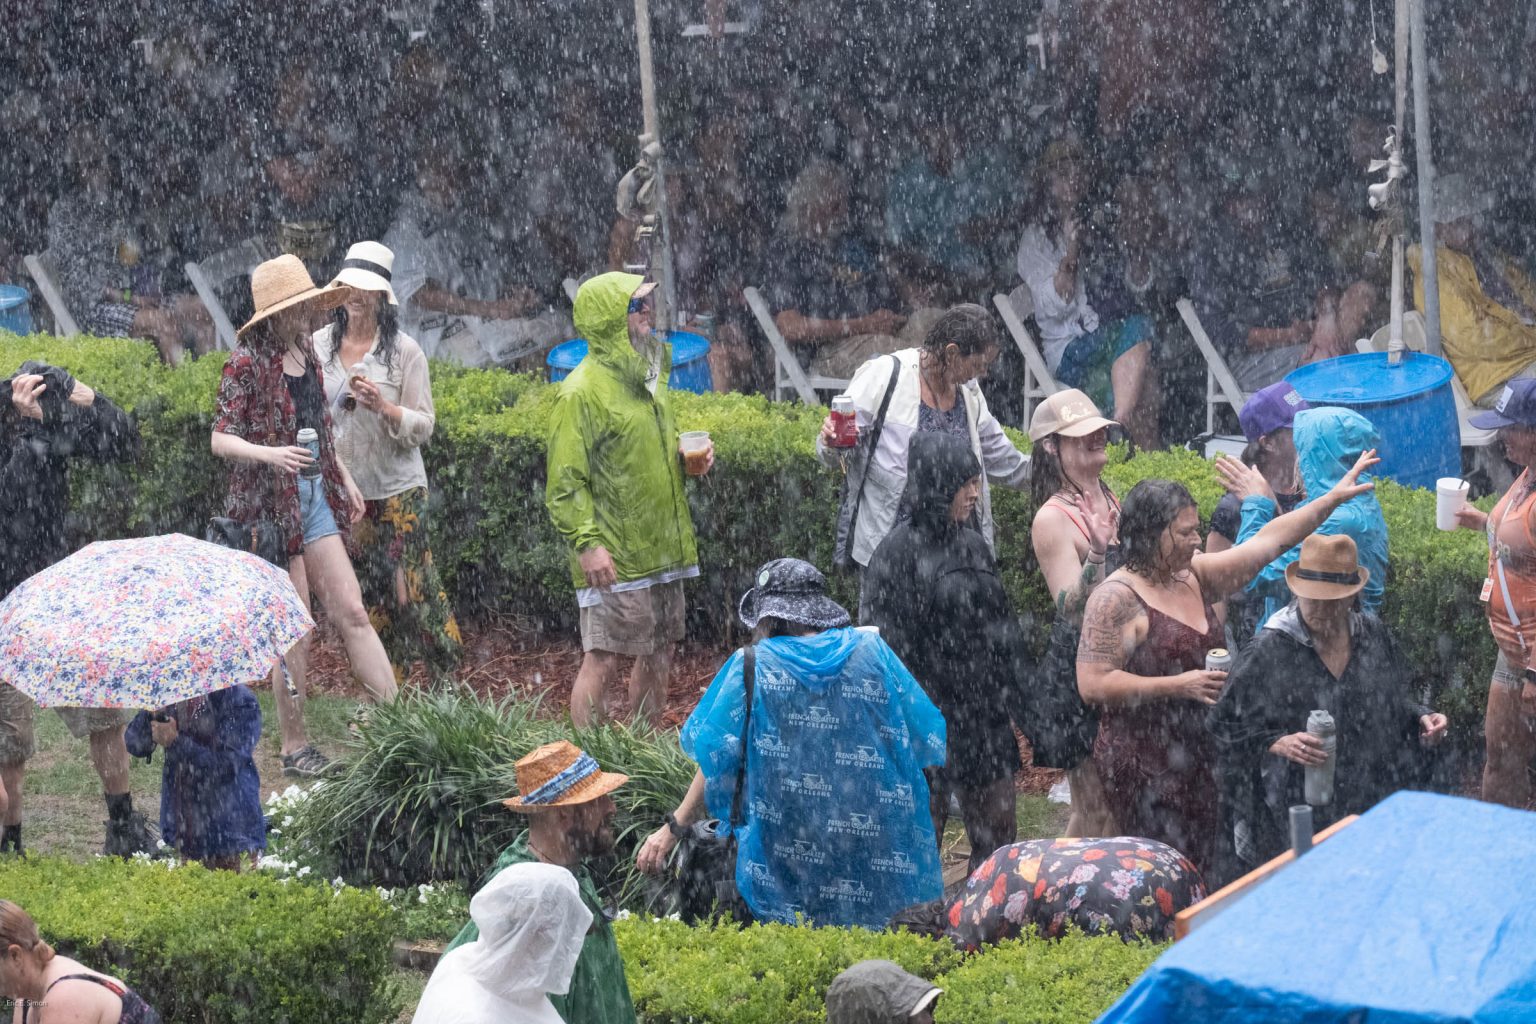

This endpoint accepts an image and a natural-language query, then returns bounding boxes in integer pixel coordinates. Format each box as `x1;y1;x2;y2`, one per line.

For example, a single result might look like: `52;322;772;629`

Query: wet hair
327;293;400;371
751;616;820;642
1118;479;1197;576
1029;434;1116;508
921;304;1000;359
0;902;53;964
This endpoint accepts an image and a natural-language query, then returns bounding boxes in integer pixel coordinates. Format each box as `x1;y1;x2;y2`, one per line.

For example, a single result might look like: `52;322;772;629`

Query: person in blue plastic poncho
635;558;946;929
1232;406;1389;633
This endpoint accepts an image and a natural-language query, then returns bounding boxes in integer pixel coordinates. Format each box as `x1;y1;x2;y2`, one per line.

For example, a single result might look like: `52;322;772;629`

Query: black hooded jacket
1207;603;1431;867
863;432;1028;787
1;364;139;596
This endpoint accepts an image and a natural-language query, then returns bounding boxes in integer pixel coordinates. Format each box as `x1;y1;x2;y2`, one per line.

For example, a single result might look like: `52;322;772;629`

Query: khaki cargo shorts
0;683;135;764
579;580;686;657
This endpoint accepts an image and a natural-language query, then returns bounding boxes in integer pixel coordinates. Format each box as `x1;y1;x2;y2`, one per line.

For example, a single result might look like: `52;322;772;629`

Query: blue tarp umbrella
1097;792;1536;1023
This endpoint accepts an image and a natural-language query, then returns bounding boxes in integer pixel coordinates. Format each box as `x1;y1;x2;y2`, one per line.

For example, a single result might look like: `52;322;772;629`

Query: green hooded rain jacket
545;271;698;590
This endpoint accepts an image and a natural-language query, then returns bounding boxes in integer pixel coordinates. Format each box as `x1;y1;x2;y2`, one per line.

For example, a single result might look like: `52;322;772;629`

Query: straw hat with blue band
501;740;629;812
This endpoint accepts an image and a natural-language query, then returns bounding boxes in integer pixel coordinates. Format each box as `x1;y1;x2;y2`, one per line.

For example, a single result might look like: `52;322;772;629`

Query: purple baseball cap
1469;378;1536;430
1238;382;1311;442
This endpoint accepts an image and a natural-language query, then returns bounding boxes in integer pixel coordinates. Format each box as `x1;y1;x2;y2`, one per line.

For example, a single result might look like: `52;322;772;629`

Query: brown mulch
293;613;1063;795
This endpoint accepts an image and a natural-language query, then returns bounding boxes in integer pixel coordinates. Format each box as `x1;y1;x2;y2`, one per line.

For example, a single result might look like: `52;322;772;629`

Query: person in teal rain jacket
1234;406;1389;632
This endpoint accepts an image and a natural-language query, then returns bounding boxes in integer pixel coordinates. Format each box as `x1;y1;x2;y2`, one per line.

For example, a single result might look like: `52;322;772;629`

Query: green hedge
0;333;1496;744
0;856;396;1024
614;917;1163;1024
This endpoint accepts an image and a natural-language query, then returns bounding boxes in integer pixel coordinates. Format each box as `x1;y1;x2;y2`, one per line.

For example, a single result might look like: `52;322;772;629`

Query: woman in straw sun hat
210;254;399;779
1210;533;1448;872
314;241;461;683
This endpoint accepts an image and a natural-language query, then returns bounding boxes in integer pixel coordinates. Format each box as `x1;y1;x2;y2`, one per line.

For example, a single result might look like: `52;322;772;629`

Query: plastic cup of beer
680;431;711;476
1435;477;1470;531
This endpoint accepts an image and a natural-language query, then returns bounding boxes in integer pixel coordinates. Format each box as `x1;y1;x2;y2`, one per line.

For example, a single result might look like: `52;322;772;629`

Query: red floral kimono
214;338;350;559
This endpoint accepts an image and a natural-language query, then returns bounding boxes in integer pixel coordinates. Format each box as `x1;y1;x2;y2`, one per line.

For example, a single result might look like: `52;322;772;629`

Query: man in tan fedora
444;740;636;1024
1211;533;1448;873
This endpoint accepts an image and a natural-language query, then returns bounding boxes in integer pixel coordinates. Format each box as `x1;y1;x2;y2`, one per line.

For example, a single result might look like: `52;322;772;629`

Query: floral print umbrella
0;534;312;708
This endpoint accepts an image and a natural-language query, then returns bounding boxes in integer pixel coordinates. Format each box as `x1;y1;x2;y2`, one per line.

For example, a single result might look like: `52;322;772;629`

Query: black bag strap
728;643;756;829
845;355;903;546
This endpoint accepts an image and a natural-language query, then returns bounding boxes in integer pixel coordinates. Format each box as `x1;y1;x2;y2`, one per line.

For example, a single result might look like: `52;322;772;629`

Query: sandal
281;745;333;778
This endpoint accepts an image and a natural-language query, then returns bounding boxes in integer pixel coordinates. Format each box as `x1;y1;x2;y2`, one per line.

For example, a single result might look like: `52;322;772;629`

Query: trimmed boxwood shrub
0;856;396;1024
614;917;1163;1024
0;333;1495;748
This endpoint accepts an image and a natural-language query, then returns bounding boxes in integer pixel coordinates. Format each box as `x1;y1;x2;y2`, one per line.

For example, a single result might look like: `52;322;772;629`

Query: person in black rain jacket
863;431;1030;874
0;361;146;856
1208;533;1448;875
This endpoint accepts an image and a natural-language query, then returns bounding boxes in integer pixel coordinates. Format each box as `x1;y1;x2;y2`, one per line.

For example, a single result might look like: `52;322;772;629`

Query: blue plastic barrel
0;284;33;336
547;330;714;393
1285;351;1459;491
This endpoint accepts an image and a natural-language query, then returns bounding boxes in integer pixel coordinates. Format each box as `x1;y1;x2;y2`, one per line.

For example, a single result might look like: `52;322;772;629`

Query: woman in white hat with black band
315;241;461;682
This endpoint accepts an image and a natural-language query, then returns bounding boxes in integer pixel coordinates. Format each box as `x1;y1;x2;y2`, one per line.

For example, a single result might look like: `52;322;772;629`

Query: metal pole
633;0;676;333
1387;0;1409;364
1289;804;1315;856
1410;0;1442;356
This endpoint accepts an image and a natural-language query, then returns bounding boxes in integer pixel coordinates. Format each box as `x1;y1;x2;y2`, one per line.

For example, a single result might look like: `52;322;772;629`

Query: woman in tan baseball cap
210;255;399;779
1027;388;1122;837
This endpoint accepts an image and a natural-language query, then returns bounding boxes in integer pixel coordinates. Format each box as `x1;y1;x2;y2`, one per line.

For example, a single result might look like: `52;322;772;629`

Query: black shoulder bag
674;644;756;924
833;355;903;569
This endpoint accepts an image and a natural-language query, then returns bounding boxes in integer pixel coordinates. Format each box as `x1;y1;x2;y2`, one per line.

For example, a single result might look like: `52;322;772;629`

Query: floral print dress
945;836;1206;948
214;341;349;559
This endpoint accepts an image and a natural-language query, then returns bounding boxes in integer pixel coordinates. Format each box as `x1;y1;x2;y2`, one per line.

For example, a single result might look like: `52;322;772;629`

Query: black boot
0;824;20;855
103;794;154;858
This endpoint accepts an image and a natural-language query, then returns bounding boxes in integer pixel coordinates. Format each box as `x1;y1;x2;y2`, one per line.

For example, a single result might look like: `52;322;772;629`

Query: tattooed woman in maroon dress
1074;449;1379;878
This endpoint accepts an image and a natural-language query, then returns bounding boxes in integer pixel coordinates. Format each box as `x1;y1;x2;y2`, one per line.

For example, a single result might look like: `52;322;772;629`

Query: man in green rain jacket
545;272;708;728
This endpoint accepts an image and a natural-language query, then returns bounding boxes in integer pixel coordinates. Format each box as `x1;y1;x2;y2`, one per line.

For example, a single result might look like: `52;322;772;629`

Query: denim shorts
297;441;338;546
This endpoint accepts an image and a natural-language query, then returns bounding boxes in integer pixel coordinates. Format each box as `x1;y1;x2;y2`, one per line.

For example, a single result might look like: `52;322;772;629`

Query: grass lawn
19;691;357;860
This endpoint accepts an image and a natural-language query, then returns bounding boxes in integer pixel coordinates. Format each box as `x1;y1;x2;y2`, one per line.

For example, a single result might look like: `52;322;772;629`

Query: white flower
281;816;294;828
296;866;312;878
332;876;345;888
376;887;393;901
616;909;632;921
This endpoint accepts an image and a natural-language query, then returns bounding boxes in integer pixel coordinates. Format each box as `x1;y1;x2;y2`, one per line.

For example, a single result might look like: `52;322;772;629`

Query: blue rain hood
1295;406;1380;498
680;627;946;929
1236;406;1389;628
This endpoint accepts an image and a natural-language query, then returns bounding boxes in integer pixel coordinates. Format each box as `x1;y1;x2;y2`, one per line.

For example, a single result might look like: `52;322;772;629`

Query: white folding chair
186;236;275;350
1177;298;1250;458
23;252;81;337
992;286;1060;426
742;285;849;405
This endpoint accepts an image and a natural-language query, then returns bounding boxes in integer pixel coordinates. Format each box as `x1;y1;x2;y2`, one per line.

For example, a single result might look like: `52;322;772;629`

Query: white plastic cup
1435;477;1470;531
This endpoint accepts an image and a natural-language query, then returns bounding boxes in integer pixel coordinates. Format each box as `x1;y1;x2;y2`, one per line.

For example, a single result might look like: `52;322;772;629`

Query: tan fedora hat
501;741;629;813
237;254;345;338
1285;533;1369;601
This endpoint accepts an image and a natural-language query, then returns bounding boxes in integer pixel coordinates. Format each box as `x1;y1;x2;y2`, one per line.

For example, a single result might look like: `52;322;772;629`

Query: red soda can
830;395;859;448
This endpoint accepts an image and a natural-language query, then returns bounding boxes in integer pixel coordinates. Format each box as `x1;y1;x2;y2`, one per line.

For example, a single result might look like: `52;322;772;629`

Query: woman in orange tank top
1456;378;1536;808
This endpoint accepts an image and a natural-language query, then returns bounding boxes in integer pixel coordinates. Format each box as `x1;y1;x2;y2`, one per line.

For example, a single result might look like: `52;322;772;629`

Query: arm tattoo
1077;583;1141;667
1054;559;1103;617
